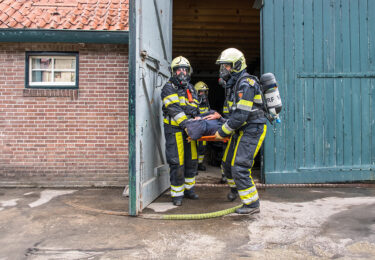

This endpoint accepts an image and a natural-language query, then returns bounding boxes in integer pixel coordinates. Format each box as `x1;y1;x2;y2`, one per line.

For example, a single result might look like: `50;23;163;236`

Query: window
26;52;79;89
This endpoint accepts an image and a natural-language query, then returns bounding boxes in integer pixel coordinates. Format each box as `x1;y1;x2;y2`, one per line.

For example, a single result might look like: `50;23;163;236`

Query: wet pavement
1;167;375;259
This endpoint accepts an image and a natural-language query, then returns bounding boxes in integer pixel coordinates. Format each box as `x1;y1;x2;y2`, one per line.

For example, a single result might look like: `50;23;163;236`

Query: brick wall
0;43;129;187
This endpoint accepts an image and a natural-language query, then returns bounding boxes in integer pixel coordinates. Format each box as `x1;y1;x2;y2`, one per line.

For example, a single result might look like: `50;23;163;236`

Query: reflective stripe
199;107;209;114
237;99;253;112
227;178;236;188
231;130;244;166
253;125;267;159
198;155;204;163
223;106;229;113
238;185;257;196
171;184;184;192
179;96;187;105
163;118;179;126
190;140;197;160
222;136;232;162
175;132;184;166
163;94;179;107
171;184;185;197
240;190;259;205
222;122;234;135
188;102;198;108
253;94;262;104
174;112;188;125
185;177;196;189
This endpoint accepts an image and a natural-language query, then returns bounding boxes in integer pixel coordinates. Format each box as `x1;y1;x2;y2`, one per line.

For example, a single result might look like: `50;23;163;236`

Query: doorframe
128;0;137;216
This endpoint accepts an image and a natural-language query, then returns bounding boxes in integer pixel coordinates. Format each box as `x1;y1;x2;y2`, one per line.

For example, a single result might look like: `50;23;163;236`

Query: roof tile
0;0;129;31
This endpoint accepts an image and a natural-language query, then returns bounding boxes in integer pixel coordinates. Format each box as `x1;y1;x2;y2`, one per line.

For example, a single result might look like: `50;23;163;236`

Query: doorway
172;0;262;180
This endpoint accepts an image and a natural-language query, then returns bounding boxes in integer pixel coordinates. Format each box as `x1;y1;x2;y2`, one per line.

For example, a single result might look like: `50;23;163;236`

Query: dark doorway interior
172;0;262;177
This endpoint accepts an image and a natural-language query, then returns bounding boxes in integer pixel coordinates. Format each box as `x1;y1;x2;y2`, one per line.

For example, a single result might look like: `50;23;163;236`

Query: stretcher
197;135;230;143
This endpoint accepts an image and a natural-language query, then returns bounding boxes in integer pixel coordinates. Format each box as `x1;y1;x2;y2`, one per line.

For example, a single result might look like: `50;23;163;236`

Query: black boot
198;163;206;171
184;188;199;200
227;188;238;201
235;200;260;214
172;196;183;206
220;174;227;184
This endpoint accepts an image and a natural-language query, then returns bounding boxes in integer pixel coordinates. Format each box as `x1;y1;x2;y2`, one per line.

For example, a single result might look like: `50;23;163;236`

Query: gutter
0;29;129;44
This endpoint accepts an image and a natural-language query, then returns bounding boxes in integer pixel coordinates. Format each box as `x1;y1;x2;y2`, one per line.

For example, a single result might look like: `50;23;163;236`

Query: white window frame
28;55;77;87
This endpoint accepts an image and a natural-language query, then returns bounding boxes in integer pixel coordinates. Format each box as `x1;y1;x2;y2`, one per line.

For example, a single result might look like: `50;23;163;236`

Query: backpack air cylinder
260;73;282;123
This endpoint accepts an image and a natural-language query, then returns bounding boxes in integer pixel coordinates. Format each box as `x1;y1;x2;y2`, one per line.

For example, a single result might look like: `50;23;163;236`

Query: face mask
219;64;231;81
174;67;189;86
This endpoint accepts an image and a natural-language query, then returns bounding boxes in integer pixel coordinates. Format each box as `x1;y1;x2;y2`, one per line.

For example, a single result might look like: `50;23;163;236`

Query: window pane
32;71;52;82
54;58;75;69
32;58;52;69
54;72;75;82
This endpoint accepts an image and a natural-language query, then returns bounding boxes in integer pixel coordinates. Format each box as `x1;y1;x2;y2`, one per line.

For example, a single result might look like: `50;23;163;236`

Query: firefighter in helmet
215;48;267;214
161;56;200;206
194;81;210;171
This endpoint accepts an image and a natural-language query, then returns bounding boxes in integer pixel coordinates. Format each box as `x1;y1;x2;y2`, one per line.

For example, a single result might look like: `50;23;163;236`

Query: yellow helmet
194;81;209;92
216;48;247;73
170;56;193;75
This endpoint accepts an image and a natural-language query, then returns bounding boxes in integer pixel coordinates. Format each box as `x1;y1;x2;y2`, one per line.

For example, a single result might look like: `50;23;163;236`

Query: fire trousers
164;124;198;197
197;141;207;164
221;124;267;205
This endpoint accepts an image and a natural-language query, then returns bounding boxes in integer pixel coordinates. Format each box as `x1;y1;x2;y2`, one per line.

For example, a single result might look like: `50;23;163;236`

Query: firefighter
161;56;200;206
214;48;267;214
194;81;210;171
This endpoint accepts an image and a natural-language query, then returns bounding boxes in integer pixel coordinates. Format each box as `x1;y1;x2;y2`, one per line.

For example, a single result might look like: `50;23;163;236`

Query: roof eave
0;29;129;44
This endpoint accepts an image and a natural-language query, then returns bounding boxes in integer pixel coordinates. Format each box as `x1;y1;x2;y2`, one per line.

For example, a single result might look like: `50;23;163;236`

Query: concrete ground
1;166;375;259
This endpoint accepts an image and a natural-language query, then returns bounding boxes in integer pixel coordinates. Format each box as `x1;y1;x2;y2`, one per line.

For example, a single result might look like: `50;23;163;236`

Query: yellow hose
65;200;243;220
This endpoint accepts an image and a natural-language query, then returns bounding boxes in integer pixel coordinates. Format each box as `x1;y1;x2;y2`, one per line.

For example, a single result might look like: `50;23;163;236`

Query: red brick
0;42;129;186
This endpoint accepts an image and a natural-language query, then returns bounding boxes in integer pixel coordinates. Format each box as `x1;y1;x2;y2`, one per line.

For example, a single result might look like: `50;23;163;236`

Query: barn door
261;0;375;183
129;0;172;215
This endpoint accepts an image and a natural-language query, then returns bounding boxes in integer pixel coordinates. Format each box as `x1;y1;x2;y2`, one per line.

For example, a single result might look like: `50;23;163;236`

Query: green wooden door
261;0;375;183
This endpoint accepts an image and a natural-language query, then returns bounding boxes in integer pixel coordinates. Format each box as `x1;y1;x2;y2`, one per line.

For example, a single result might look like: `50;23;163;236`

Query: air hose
65;182;375;220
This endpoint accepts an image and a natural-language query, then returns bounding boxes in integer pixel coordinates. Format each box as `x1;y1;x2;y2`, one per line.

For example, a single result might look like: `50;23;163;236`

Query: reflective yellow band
227;178;236;188
190;140;197;160
175;132;184;166
253;94;262;104
227;101;233;107
185;177;196;189
240;190;259;205
237;99;253;111
222;123;234;135
163;118;179;126
174;112;188;125
163;94;179;107
188;102;198;108
171;184;184;192
222;136;232;162
253;125;267;159
223;106;229;113
179;96;186;105
238;186;257;196
231;130;244;166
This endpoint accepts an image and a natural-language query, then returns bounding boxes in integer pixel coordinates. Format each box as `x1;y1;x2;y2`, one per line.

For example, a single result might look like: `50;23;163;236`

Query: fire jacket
161;78;200;129
218;71;266;137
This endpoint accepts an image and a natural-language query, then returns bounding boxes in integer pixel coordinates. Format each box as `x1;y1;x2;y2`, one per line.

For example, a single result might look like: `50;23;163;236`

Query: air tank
260;73;282;123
